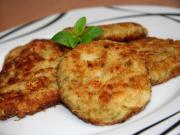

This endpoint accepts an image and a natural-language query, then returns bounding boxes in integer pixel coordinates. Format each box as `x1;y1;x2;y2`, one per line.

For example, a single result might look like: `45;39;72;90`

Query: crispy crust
58;40;151;125
98;22;148;41
65;22;148;42
63;100;149;125
128;37;180;85
0;39;70;120
0;86;60;119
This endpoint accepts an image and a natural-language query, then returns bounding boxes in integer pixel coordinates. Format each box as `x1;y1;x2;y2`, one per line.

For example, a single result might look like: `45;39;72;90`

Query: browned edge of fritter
60;96;151;126
0;89;60;120
151;67;180;85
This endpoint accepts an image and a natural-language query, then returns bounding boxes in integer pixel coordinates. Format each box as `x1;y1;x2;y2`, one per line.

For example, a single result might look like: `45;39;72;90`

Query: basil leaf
52;31;72;47
81;26;103;43
74;17;86;36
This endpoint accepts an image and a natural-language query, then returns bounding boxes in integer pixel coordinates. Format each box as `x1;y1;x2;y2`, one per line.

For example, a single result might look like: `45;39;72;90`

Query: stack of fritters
0;22;179;126
0;22;147;120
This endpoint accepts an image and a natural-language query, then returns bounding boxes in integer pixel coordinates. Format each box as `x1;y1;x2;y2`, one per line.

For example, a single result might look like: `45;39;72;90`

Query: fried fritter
0;39;69;120
65;22;148;42
128;37;180;85
57;40;151;125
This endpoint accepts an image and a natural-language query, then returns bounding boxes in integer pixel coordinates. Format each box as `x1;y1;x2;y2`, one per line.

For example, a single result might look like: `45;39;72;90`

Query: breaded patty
57;40;151;125
0;39;69;120
128;37;180;85
65;22;147;42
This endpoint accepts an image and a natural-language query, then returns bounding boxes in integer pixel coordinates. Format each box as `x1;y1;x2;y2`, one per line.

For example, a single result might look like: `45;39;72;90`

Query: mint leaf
74;17;86;36
52;31;71;47
81;26;103;43
69;36;80;48
52;31;79;48
51;17;104;48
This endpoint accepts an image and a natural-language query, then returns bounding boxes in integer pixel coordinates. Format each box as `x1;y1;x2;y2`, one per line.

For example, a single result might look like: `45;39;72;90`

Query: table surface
0;0;180;32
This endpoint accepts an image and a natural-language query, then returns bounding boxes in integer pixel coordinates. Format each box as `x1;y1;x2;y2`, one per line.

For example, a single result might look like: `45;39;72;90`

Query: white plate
0;5;180;135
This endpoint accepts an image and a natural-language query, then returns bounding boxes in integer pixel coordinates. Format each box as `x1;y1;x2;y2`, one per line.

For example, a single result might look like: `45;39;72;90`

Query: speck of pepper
103;45;109;48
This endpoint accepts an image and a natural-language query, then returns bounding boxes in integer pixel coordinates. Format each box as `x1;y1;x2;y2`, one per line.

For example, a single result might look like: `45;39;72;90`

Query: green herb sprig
51;17;103;48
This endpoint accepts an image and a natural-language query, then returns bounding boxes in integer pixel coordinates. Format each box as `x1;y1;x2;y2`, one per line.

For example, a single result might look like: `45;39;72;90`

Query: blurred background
0;0;180;31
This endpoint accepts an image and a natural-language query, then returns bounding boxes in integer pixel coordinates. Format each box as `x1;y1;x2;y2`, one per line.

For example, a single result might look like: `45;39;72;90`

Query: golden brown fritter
128;37;180;85
0;39;69;120
57;40;151;125
65;22;148;42
97;22;147;41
